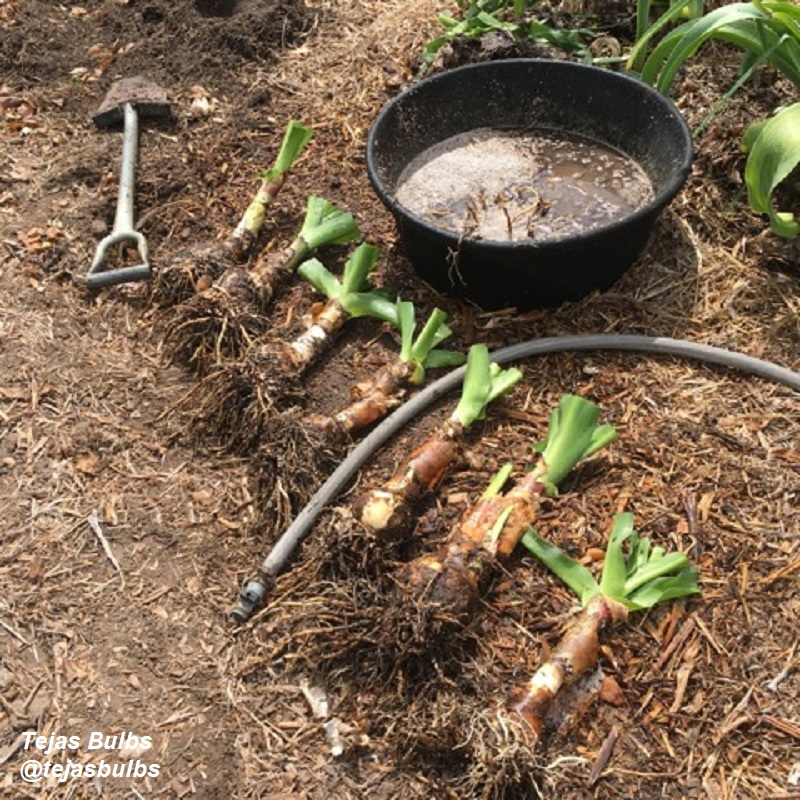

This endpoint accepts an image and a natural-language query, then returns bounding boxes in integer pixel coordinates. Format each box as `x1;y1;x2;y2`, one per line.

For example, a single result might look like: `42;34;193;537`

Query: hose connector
231;572;273;623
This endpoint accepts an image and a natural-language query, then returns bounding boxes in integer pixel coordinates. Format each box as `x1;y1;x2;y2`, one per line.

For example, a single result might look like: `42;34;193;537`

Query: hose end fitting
231;574;271;623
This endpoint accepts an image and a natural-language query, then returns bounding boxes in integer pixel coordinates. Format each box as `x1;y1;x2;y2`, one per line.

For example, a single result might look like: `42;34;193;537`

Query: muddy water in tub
394;128;654;242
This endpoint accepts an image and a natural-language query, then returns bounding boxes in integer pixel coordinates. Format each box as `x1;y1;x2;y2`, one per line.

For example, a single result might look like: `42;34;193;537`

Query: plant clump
149;119;313;308
463;512;700;795
251;301;465;533
163;194;359;373
184;243;396;453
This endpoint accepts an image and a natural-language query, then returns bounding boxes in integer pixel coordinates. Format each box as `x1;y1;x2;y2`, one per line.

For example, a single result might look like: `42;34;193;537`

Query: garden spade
84;76;171;289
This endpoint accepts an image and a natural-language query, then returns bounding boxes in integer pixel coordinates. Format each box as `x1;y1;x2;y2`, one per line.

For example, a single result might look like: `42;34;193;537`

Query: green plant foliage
481;463;514;499
632;1;800;237
422;1;602;69
522;528;600;605
298;197;360;252
297;244;398;324
452;344;522;428
638;4;800;92
522;512;702;611
742;102;800;237
259;120;313;182
395;301;465;384
631;0;701;71
532;395;618;493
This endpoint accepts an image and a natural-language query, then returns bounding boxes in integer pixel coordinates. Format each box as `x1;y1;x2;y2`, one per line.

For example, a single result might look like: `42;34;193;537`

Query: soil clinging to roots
148;239;246;309
250;409;344;532
185;342;305;452
163;283;270;374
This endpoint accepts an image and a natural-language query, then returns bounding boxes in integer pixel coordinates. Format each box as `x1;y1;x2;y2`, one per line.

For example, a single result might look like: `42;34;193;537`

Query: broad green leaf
743;119;770;153
626;566;701;609
536;395;616;487
639;3;769;90
424;35;449;56
744;102;800;237
532;408;557;455
299;196;360;252
683;0;705;19
475;10;518;32
304;211;360;252
411;308;449;363
423;349;466;370
624;551;694;594
763;2;800;22
521;529;600;606
453;344;494;427
649;545;666;562
486;363;523;404
430;320;454;350
301;195;332;231
397;300;416;360
599;513;634;600
636;0;653;43
395;307;462;383
260;120;313;182
584;423;621;459
297;258;341;298
452;350;520;424
657;7;772;92
341;293;398;324
625;533;652;574
341;243;380;294
437;13;459;28
629;0;693;72
712;22;800;86
522;514;701;614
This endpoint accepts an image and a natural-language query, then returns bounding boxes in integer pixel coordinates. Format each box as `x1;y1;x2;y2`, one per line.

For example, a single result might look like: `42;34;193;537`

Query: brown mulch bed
1;1;798;798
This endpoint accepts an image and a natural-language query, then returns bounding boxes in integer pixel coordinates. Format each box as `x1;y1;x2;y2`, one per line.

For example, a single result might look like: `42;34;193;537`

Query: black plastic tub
366;59;693;311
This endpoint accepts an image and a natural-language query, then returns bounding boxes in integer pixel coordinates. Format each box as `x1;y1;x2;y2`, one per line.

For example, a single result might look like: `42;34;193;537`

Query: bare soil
1;1;798;799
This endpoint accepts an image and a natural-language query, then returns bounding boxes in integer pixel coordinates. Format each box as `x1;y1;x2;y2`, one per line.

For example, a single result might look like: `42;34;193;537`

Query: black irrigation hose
232;333;800;622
